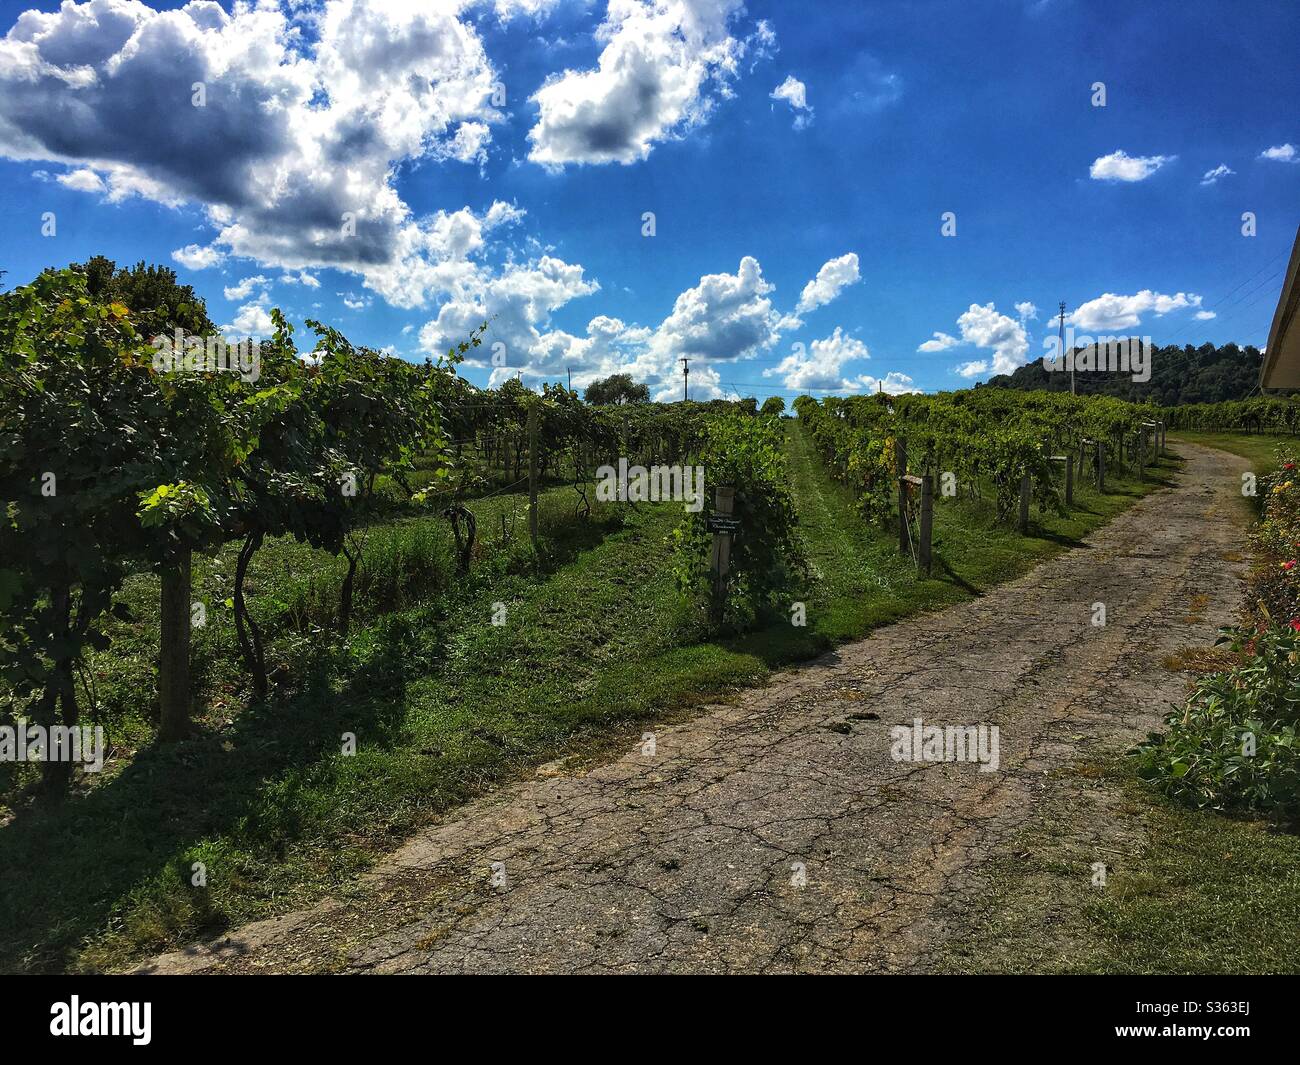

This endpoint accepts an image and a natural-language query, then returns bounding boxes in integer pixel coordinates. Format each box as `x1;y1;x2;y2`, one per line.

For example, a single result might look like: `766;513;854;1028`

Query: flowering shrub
1133;626;1300;815
1133;451;1300;816
1247;450;1300;624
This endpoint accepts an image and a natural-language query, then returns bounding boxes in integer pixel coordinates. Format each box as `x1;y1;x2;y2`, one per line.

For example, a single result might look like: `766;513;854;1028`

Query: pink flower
1289;619;1300;632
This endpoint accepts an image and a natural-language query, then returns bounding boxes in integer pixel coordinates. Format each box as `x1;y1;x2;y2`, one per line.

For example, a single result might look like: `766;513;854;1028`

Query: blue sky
1;0;1297;400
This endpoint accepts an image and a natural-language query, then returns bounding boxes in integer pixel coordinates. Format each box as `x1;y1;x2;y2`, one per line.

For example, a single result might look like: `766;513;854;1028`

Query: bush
1132;625;1300;816
1248;453;1300;624
672;410;805;628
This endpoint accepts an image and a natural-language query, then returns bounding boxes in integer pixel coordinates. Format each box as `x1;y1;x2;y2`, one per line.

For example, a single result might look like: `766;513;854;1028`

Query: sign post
709;486;737;624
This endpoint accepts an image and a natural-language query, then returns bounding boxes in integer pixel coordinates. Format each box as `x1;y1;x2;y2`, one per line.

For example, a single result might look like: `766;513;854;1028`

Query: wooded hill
981;343;1279;404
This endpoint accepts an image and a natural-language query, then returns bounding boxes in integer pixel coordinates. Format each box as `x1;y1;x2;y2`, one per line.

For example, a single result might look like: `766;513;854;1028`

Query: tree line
983;342;1278;405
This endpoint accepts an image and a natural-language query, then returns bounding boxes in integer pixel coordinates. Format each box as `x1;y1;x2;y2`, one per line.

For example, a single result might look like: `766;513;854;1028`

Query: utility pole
567;366;572;392
1059;301;1071;395
680;357;690;402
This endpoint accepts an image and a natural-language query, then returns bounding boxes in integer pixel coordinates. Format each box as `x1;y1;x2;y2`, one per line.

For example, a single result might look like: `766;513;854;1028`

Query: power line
1160;247;1292;349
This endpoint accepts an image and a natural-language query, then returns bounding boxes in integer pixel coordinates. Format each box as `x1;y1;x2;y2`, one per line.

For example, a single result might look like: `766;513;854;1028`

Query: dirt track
137;442;1248;974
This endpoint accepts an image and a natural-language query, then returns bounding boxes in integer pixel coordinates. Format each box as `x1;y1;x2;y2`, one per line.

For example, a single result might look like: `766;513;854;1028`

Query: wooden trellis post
895;438;908;554
709;485;737;624
1048;455;1073;506
1018;473;1031;534
527;400;539;544
158;547;192;742
918;474;933;575
1140;421;1158;480
899;474;932;574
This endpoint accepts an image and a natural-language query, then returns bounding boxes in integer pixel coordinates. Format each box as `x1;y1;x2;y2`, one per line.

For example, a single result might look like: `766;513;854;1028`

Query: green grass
936;759;1300;974
0;426;1173;973
928;430;1300;974
1168;429;1298;475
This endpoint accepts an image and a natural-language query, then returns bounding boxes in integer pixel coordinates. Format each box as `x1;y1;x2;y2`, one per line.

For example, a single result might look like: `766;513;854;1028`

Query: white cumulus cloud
1089;150;1175;182
171;243;224;270
222;301;274;338
422;255;792;401
526;0;758;166
956;302;1029;376
1069;290;1203;331
917;331;959;352
770;74;812;129
764;326;868;391
1259;143;1298;163
224;276;269;302
1201;164;1234;185
56;167;105;193
795;252;860;314
0;0;515;306
851;372;918;395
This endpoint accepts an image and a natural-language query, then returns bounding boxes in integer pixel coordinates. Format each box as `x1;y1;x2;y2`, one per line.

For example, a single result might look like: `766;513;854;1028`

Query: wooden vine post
1018;473;1031;534
1048;455;1073;507
901;473;933;574
708;485;738;624
895;438;909;554
919;474;933;575
157;547;192;742
527;399;539;545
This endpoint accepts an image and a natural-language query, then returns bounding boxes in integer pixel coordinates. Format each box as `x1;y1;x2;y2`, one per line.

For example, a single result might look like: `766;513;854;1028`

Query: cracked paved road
138;443;1248;975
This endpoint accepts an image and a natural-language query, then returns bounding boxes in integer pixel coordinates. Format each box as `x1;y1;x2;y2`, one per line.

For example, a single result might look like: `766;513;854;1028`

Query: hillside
981;342;1275;404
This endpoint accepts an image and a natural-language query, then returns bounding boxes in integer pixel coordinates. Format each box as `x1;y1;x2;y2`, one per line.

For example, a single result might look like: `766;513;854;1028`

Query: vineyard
3;263;1300;973
1163;396;1300;434
794;389;1168;527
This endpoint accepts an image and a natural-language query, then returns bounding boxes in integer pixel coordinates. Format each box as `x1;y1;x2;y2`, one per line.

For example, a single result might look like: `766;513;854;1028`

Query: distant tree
585;373;650;405
983;342;1282;404
761;396;786;416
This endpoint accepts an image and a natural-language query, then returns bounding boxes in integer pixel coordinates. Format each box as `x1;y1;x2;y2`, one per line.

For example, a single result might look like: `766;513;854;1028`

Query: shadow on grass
1029;526;1091;549
932;554;982;596
0;632;417;973
0;508;626;975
